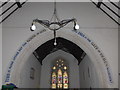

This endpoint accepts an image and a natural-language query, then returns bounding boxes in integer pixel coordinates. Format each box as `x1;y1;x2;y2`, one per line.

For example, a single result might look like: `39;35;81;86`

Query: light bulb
54;38;57;46
54;42;57;46
31;24;36;31
75;24;79;30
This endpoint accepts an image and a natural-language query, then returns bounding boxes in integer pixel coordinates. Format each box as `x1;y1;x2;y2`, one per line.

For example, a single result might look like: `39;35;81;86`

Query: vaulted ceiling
34;37;86;65
1;1;119;27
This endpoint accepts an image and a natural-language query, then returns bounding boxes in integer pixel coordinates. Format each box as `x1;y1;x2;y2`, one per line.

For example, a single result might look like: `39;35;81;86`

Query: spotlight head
74;24;79;30
54;39;57;46
30;23;36;31
54;42;57;46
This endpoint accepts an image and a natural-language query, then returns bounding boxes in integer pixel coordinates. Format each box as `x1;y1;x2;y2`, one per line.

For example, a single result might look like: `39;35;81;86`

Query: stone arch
4;29;113;88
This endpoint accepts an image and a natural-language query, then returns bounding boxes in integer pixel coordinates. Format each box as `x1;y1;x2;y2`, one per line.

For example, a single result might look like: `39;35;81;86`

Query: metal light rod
30;2;79;46
31;18;77;31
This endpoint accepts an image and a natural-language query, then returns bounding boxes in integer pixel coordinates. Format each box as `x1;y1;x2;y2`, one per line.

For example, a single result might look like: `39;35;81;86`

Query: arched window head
53;66;56;70
64;66;67;70
51;59;69;89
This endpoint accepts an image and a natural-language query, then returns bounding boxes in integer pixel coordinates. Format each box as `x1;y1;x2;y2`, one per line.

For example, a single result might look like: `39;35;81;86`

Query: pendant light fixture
30;2;79;46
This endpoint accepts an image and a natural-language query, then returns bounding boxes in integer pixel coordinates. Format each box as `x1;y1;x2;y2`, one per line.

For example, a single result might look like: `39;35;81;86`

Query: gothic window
51;59;69;89
52;72;57;89
63;71;68;89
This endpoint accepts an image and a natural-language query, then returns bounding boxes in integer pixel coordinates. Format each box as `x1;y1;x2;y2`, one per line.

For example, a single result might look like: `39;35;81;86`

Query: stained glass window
52;72;56;89
63;71;68;89
58;69;62;84
51;59;69;89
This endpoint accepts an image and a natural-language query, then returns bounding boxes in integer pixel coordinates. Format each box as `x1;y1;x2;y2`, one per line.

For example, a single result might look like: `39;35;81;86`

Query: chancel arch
4;29;113;88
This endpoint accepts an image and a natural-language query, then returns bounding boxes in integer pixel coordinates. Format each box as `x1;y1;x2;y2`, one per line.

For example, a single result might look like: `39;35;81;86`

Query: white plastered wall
79;55;100;88
18;53;41;88
40;50;80;88
2;2;118;88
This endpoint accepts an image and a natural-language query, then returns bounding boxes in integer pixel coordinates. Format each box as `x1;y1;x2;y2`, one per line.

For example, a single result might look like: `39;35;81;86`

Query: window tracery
51;59;68;89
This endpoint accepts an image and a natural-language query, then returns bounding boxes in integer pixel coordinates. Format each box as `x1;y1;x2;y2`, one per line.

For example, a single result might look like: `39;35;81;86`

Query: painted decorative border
72;30;113;84
4;29;113;85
